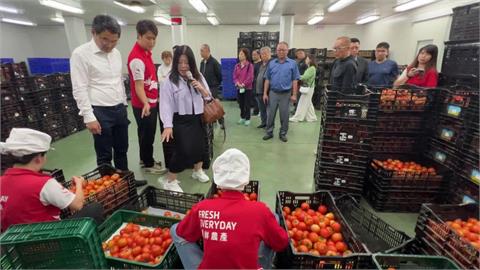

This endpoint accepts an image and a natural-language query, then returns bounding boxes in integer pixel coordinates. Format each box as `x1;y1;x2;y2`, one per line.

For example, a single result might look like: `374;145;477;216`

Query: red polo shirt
1;168;60;232
406;67;438;87
176;190;289;269
127;42;159;109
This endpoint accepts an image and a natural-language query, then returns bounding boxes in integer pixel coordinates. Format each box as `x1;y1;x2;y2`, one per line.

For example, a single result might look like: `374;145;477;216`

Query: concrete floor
45;101;418;237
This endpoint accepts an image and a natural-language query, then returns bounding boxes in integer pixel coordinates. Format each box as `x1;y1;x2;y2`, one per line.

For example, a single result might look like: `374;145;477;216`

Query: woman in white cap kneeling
0;128;104;232
170;148;289;269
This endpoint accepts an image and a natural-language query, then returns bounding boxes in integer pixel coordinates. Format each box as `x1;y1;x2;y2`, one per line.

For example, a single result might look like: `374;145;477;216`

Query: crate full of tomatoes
274;191;372;269
99;210;180;269
125;186;204;220
415;202;480;269
206;180;259;201
378;86;436;112
61;164;137;219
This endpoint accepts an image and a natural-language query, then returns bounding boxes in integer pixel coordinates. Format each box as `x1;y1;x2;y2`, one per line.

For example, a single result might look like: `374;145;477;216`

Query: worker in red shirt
170;148;289;269
0;128;104;232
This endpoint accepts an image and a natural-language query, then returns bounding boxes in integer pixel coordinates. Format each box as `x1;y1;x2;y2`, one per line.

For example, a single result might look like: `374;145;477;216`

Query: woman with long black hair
394;44;439;88
159;45;212;192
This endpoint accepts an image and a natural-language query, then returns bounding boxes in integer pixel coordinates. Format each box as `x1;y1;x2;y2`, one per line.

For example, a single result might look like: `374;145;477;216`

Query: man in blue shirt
367;42;399;88
262;42;300;142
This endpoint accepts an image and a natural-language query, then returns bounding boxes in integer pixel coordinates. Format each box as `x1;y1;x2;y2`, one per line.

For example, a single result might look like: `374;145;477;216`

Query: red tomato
301;202;310;211
249;193;258;201
320;228;331;239
314;242;328;255
162;238;173;249
331;233;343;242
331;222;341;233
153;237;163;245
308;232;319;243
318;205;328;215
151;245;163;257
132;246;142;256
298;222;307;231
140;229;151;238
283;206;291;215
135;236;147;246
117;237;128;248
153;228;162;237
301;239;313;249
297;245;309;253
311;224;320;233
335;241;347;253
293;230;303;241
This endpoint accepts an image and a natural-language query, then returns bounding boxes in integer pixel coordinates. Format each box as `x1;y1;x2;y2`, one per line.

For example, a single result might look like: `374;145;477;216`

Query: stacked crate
314;86;379;200
430;86;479;203
364;86;448;212
237;31;279;56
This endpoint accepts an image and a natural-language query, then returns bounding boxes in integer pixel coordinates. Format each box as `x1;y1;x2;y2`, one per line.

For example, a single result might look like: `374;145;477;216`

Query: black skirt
169;113;207;173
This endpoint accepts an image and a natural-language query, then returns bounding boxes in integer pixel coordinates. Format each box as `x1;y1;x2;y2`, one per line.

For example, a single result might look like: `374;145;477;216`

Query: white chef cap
0;128;52;157
213;148;250;191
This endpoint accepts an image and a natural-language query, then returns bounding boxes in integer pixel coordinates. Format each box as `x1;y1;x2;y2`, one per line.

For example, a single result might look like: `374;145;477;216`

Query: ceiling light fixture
50;17;65;23
356;15;380;24
307;15;324;25
259;15;269;25
328;0;356;13
116;19;126;26
262;0;277;13
188;0;208;13
0;5;22;14
207;15;219;26
1;18;37;26
394;0;437;12
154;16;171;25
39;0;84;14
113;0;145;13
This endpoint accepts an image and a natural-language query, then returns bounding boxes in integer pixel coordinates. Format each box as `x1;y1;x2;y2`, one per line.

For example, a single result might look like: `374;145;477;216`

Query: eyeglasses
277;49;288;51
333;46;348;51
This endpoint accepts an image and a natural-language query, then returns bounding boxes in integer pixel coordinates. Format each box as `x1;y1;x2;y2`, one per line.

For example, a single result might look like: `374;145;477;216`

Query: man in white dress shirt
70;15;146;185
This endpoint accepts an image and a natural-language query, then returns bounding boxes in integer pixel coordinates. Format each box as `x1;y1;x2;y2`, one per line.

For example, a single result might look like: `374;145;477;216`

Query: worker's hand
72;176;84;189
290;94;297;103
407;68;419;78
161;128;174;143
86;121;102;135
141;103;151;118
263;94;269;104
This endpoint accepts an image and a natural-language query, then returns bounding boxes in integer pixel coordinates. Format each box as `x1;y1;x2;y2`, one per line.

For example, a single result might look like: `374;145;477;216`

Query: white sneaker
289;118;299;122
161;178;183;192
192;169;210;183
144;163;168;175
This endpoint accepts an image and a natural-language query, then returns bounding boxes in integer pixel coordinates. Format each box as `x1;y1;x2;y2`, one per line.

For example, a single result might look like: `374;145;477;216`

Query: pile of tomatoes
446;218;480;250
102;223;172;265
69;173;122;196
374;159;436;175
163;211;182;219
213;189;258;201
282;202;351;256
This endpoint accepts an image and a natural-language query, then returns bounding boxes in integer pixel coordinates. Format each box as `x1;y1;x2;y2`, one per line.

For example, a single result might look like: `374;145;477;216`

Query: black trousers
238;89;252;120
92;104;130;170
67;202;104;225
132;106;158;168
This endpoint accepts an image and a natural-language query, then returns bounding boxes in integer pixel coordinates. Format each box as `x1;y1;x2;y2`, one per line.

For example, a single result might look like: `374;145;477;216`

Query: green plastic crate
98;210;180;269
0;218;107;269
373;254;460;270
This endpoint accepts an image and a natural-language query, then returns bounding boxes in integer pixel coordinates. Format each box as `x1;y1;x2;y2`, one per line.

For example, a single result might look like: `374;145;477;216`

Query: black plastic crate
322;122;372;144
424;137;460;171
371;136;423;154
318;148;370;169
252;31;268;40
431;115;466;146
268;32;279;40
375;114;425;134
237;38;252;48
318;138;372;152
1;62;29;81
29;76;53;91
451;174;479;203
125;186;204;214
22;107;41;123
335;195;410;253
239;31;252;39
47;73;71;88
1;104;24;123
450;3;479;42
41;168;66;185
415;203;480;269
373;253;460;270
1;88;19;107
274;191;371;269
315;181;364;202
253;40;266;49
321;87;379;121
61;164;137;219
442;42;479;77
206;180;259;200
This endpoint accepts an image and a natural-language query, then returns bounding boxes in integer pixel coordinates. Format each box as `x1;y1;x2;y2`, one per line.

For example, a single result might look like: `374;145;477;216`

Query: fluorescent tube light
50;17;65;23
0;5;22;14
307;16;324;25
188;0;208;13
154;16;172;25
207;16;219;26
39;0;84;14
113;0;145;13
1;18;37;26
259;16;269;25
356;15;380;24
394;0;437;12
328;0;356;13
262;0;277;13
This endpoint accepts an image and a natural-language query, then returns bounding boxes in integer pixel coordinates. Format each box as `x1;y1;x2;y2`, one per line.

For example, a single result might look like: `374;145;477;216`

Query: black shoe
263;134;273;140
279;135;288;142
135;180;148;187
257;124;266;128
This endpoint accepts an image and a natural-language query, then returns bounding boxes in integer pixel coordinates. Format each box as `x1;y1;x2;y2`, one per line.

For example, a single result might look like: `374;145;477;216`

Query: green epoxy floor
46;101;418;237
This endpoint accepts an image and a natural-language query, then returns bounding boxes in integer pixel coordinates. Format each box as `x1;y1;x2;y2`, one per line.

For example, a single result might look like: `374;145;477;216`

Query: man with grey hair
330;36;357;93
200;44;224;128
263;42;300;142
253;47;272;128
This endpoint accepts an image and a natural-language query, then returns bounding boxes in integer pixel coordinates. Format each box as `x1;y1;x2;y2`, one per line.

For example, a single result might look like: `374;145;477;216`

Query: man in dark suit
200;44;224;129
350;38;369;84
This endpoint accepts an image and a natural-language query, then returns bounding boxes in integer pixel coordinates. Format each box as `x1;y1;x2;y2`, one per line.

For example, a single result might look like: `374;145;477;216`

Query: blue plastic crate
27;58;70;75
0;58;14;64
221;58;237;100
